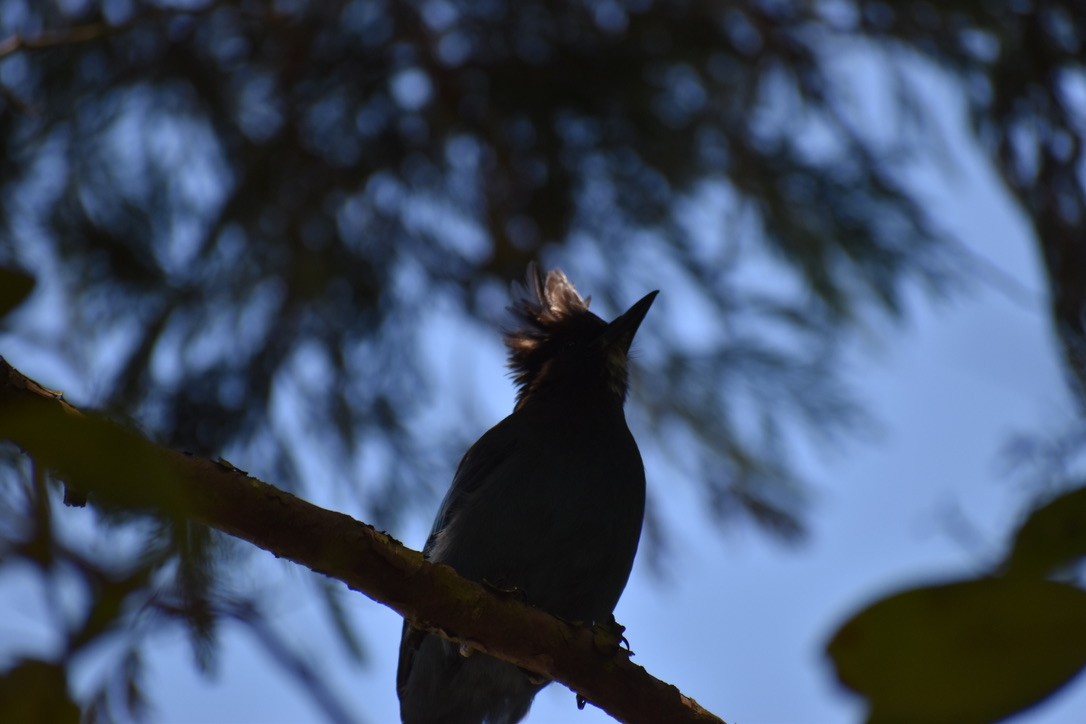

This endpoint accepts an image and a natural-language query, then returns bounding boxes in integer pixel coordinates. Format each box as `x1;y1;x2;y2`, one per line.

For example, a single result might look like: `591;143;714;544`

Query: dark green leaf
0;268;34;319
0;659;79;724
1006;485;1086;577
827;578;1086;722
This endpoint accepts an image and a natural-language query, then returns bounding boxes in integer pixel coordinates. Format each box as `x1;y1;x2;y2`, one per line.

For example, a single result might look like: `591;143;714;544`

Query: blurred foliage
829;484;1086;721
0;0;966;534
829;576;1086;722
0;266;34;316
0;0;1084;718
0;658;80;723
858;0;1086;409
1005;483;1086;578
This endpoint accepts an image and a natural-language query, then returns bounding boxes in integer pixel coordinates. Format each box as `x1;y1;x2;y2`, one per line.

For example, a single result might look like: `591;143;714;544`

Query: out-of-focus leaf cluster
829;482;1086;721
856;0;1086;405
0;450;197;722
0;446;360;723
0;0;958;536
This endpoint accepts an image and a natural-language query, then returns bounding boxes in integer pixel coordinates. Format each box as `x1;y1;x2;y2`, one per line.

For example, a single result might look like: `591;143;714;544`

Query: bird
396;263;658;724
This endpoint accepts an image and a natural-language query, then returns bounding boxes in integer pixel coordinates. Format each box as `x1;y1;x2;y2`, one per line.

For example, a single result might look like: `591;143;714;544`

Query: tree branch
0;357;723;724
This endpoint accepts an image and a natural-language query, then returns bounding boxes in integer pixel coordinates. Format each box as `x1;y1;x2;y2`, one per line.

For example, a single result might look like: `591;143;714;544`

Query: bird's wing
422;417;518;557
396;618;428;701
398;416;519;699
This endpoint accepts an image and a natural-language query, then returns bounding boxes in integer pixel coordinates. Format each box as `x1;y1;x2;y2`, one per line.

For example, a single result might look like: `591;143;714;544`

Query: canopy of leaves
0;0;968;533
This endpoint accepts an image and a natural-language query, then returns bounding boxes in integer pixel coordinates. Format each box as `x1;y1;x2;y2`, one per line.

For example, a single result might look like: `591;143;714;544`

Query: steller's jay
397;264;657;724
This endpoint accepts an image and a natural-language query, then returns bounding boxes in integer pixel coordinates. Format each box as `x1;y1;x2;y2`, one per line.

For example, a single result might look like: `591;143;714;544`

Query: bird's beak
602;290;659;353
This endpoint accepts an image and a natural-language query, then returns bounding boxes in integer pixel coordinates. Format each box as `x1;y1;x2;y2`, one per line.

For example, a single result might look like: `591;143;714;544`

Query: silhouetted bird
397;264;657;724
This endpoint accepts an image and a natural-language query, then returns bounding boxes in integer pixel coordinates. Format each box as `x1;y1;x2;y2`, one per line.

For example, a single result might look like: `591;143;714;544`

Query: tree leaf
1005;484;1086;577
0;659;79;724
827;577;1086;722
0;267;34;319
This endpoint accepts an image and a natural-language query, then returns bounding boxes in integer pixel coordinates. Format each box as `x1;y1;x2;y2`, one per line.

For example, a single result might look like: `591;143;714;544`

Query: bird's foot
591;614;633;657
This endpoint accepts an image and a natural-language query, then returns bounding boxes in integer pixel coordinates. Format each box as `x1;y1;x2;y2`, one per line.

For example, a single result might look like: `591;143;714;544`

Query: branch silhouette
0;357;723;724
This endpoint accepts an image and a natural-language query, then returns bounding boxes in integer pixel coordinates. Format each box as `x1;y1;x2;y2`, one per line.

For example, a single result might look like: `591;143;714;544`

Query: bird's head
504;263;658;409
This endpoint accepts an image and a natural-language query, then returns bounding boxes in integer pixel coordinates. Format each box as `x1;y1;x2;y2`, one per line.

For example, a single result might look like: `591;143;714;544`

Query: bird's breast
436;408;646;622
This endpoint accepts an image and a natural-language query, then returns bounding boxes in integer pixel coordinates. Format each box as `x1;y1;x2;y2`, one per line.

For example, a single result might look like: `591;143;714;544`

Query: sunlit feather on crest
504;263;608;403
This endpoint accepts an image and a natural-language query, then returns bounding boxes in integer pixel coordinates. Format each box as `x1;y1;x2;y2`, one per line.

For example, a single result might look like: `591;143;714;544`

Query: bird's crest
504;263;606;402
